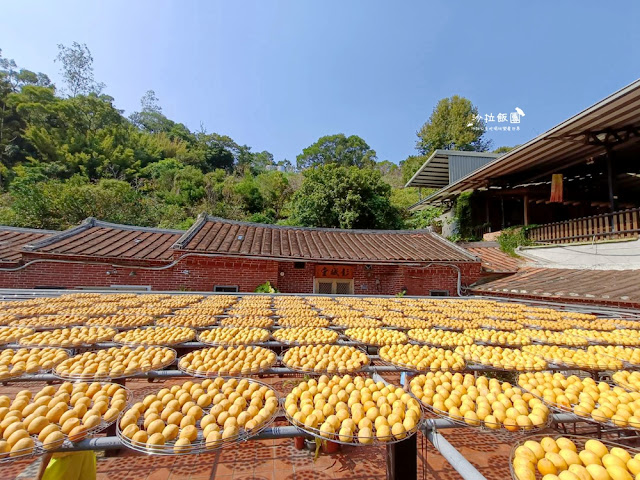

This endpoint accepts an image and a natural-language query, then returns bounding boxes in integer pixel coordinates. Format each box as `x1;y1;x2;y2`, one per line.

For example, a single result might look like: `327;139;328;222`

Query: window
314;279;353;295
294;262;306;269
335;281;352;295
214;285;239;293
430;290;449;297
316;280;333;294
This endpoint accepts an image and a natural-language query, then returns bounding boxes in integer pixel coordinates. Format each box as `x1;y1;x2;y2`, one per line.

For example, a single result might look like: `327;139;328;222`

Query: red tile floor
2;425;522;479
0;378;524;480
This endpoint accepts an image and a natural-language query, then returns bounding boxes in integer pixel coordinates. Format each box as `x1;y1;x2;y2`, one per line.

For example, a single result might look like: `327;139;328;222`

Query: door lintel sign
315;265;354;279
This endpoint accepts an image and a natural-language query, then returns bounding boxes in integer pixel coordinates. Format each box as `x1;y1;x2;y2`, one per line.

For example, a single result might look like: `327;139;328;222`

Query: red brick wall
277;262;315;293
0;255;481;295
0;257;279;292
403;262;482;296
276;261;481;296
276;263;406;295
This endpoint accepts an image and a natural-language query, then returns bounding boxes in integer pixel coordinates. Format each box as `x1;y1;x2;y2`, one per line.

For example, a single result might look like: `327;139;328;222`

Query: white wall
518;239;640;270
437;209;457;239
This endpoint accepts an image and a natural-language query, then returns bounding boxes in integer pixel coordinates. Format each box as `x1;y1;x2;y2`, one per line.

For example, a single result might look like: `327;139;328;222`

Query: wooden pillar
606;148;616;214
524;194;530;226
606;147;617;231
485;196;490;225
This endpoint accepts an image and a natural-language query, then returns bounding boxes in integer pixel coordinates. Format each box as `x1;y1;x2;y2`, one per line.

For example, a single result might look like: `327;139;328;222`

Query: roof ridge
86;218;184;234
173;212;207;249
428;231;479;261
24;217;184;252
23;219;94;251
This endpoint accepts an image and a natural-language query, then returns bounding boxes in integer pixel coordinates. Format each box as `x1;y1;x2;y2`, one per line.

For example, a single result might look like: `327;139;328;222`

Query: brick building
0;216;481;295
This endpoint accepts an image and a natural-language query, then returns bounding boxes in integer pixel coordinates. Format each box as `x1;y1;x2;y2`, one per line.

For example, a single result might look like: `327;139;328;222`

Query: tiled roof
24;218;183;262
472;267;640;305
460;242;522;273
174;215;478;264
0;226;57;264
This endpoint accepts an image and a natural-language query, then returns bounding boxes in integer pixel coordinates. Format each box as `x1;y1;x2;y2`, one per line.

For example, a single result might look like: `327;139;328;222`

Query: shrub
497;226;535;256
255;281;278;293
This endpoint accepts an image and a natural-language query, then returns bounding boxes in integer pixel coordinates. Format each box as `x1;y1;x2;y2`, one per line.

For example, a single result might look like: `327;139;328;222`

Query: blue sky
2;1;639;164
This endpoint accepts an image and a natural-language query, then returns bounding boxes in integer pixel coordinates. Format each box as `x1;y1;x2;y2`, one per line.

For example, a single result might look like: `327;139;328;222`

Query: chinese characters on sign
315;265;354;279
468;107;525;132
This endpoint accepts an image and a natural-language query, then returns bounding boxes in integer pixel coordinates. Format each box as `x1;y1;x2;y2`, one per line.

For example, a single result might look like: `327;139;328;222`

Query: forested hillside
0;43;491;231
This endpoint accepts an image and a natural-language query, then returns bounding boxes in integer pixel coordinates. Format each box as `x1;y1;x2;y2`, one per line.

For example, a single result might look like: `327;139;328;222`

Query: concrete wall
519;239;640;270
437;208;457;239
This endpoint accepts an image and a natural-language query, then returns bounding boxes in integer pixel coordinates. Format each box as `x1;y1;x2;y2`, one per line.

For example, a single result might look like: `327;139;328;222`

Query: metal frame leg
386;434;417;480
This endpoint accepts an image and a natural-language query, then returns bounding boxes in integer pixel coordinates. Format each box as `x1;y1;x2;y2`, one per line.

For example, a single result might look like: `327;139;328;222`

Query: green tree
290;164;402;229
55;42;105;97
12;88;134;180
0;50;51;92
199;170;245;220
399;155;428;185
194;132;239;172
493;145;518;154
402;96;490;183
234;175;264;214
296;134;377;170
390;187;421;211
416;95;490;154
130;90;167;132
0;50;52;183
404;206;443;229
141;159;205;206
129;90;194;143
255;170;294;220
1;171;158;229
249;150;274;174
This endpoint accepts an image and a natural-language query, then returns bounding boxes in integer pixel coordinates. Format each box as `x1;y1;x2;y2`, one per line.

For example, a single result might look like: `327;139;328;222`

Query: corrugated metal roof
411;78;640;209
448;155;498;184
405;150;499;189
0;226;57;264
472;267;640;305
25;218;183;262
460;242;522;273
174;215;479;264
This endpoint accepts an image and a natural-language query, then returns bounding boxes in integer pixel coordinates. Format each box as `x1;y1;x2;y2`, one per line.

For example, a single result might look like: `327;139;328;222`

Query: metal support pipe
421;413;582;480
52;414;585;452
6;364;577;383
90;340;362;349
425;428;487;480
7;365;407;383
56;426;307;452
424;413;581;430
